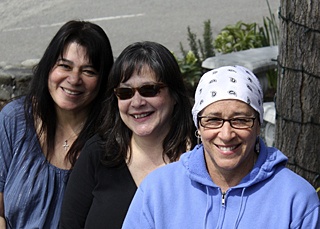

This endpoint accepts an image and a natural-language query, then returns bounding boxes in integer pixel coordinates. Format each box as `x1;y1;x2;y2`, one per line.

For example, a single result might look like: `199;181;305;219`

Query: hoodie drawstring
233;188;247;228
203;186;212;228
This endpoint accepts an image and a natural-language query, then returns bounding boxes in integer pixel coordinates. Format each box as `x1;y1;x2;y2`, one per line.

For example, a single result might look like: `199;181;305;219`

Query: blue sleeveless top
0;98;71;228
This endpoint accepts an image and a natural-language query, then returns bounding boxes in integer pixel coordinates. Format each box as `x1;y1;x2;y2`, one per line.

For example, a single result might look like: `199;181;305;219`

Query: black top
59;134;137;229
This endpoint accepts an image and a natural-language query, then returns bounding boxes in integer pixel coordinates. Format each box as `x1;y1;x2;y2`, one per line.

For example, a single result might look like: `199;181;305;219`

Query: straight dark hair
98;41;196;167
24;20;114;166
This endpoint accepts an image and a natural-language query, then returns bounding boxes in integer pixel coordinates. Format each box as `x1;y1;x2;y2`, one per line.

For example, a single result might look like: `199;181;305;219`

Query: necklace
60;122;85;151
63;140;70;151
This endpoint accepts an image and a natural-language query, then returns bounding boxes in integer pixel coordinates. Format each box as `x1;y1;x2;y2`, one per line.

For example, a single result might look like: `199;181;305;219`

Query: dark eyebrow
233;111;255;116
57;58;94;68
57;57;71;63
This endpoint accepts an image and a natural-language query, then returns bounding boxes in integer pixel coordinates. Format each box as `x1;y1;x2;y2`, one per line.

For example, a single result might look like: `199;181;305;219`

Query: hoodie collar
180;139;288;189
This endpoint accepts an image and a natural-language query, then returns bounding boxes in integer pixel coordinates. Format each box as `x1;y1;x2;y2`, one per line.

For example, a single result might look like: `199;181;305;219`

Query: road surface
0;0;279;65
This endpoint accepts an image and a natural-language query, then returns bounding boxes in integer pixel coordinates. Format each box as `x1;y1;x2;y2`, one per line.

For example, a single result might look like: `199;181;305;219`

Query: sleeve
292;198;320;229
122;184;153;229
59;137;100;229
0;106;14;192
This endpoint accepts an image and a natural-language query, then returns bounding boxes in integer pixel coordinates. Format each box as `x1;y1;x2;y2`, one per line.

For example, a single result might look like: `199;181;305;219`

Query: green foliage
214;21;264;54
177;0;279;92
214;0;278;54
259;0;279;90
259;0;279;46
201;20;215;59
176;51;202;89
178;20;215;94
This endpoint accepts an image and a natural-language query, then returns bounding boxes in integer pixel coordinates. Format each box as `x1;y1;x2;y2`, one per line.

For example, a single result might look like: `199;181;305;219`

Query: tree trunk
276;0;320;189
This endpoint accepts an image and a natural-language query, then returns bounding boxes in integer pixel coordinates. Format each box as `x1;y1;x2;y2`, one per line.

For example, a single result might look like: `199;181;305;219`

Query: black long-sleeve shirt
59;134;137;229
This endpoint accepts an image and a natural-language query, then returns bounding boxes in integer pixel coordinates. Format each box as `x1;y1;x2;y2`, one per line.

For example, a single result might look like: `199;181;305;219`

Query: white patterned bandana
192;65;264;128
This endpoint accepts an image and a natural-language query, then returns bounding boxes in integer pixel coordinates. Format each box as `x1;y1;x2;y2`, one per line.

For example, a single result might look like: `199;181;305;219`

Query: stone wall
0;59;39;110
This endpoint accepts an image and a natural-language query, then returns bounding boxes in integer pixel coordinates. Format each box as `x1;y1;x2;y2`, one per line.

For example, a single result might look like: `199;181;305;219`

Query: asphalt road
0;0;279;65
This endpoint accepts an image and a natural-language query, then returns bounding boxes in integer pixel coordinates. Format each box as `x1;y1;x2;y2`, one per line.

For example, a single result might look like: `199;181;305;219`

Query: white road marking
3;13;144;32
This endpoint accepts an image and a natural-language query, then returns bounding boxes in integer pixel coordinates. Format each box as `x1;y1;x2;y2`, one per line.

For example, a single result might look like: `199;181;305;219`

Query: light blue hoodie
123;140;320;228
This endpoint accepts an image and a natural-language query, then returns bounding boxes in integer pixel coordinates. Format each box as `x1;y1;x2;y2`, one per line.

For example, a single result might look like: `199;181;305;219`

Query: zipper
222;192;226;205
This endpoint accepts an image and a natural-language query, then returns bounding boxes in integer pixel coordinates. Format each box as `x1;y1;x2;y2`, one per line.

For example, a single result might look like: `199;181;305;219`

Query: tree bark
276;0;320;189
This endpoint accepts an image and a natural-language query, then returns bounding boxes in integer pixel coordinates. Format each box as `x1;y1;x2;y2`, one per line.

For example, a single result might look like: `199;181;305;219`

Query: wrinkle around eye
82;69;98;77
58;64;71;70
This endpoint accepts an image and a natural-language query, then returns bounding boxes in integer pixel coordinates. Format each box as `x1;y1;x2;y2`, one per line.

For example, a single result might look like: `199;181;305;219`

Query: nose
130;90;146;107
218;121;236;140
67;69;82;85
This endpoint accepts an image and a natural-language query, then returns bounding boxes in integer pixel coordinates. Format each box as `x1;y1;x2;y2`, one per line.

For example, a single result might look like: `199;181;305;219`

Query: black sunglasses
114;83;167;100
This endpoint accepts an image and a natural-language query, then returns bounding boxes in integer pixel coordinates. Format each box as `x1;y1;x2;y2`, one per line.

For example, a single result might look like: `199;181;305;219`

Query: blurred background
0;0;279;65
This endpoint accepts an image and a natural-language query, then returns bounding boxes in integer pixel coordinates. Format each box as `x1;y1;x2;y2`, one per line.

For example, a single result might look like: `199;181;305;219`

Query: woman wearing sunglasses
59;41;197;228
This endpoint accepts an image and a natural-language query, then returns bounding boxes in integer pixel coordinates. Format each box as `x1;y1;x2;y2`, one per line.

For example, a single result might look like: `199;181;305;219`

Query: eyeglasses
114;83;167;100
197;116;256;129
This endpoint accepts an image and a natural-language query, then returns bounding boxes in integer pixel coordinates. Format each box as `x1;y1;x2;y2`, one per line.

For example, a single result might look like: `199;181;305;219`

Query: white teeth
133;113;149;119
219;146;236;151
63;88;80;95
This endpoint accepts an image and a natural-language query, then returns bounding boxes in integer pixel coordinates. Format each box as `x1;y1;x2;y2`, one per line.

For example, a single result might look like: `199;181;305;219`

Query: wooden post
276;0;320;189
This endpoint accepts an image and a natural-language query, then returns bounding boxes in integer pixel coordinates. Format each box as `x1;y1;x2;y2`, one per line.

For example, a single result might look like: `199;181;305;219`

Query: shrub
214;21;264;54
177;20;215;95
176;0;279;93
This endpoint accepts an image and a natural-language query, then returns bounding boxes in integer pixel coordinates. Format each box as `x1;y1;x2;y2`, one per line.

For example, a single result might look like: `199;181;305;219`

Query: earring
255;137;260;154
195;130;201;145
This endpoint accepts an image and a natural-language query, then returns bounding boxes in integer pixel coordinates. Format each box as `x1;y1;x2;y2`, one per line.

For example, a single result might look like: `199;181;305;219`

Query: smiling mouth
217;145;239;151
132;112;152;119
62;87;82;95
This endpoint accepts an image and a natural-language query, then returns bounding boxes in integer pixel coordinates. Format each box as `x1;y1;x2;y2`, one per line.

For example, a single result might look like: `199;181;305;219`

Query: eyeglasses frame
197;115;256;129
114;83;167;100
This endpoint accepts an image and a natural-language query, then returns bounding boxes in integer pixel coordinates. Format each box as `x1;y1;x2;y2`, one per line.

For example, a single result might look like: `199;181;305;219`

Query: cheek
86;78;99;91
47;74;55;92
117;100;129;114
239;129;259;152
47;69;64;89
157;100;170;112
199;129;218;141
156;95;175;113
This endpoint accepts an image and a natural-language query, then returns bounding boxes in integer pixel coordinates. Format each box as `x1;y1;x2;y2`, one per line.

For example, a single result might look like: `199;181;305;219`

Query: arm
295;198;320;229
0;193;6;229
59;140;98;228
0;106;12;229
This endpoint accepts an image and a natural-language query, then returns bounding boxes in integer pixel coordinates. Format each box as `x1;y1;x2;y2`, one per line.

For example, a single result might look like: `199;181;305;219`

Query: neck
130;135;167;161
127;135;169;186
54;110;87;153
56;110;88;128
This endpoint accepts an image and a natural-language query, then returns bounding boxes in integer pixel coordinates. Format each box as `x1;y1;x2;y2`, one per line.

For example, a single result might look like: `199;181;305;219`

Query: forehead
202;99;255;115
62;42;90;61
123;65;157;83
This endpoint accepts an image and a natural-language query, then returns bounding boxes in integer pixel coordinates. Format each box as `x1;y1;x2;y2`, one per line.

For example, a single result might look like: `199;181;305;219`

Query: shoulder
79;134;104;161
259;144;316;195
0;97;28;137
277;167;317;194
84;133;104;148
0;97;25;116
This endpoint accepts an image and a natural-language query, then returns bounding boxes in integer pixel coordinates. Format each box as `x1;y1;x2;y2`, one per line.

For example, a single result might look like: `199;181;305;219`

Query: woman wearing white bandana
123;66;319;229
